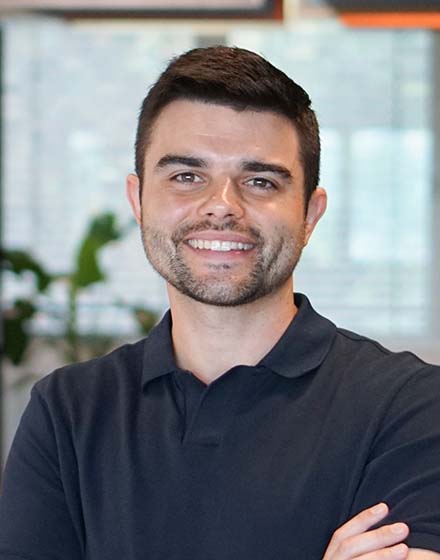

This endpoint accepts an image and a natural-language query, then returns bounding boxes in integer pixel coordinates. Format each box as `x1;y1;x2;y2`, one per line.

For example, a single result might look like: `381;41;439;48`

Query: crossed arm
323;503;440;560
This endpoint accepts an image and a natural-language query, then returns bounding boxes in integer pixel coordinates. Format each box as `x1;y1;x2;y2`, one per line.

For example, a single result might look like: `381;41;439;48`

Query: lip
183;231;256;244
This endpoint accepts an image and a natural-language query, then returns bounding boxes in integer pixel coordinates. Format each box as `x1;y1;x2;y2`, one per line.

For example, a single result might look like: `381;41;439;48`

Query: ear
126;173;142;225
304;187;327;245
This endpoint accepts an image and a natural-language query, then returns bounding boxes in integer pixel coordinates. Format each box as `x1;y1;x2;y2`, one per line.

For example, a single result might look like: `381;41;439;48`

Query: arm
346;365;440;555
0;386;83;559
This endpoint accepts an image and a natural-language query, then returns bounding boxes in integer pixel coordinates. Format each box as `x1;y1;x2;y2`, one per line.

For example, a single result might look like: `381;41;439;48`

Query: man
0;46;439;559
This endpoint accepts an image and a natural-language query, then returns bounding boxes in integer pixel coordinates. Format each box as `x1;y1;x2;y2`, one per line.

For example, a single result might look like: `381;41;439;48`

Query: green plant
1;249;53;365
63;212;125;362
1;211;158;371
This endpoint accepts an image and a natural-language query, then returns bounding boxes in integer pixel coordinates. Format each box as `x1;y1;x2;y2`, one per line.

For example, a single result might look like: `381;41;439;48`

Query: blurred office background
1;0;440;462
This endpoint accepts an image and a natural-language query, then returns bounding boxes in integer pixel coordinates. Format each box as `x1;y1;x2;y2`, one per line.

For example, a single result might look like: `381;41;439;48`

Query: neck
168;282;297;385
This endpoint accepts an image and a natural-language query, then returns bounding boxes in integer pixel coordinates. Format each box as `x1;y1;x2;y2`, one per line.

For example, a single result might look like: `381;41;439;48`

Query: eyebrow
156;154;207;169
241;160;293;181
155;154;293;181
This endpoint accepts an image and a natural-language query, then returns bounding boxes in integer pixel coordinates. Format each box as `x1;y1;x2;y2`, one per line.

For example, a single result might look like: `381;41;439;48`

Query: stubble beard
140;218;305;307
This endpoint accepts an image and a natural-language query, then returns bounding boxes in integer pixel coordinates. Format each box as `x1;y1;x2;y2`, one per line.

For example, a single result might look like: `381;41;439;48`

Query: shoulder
33;337;147;414
330;326;439;380
293;294;439;388
323;327;440;426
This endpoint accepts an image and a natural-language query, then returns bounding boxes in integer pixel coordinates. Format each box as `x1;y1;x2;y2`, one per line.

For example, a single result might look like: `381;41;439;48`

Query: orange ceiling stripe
340;12;440;29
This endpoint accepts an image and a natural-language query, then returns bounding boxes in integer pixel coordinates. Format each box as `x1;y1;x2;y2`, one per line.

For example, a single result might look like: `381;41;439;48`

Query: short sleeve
350;365;440;553
0;386;83;560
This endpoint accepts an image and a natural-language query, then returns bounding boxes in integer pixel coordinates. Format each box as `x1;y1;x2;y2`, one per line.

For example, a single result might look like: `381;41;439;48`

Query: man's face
127;99;326;307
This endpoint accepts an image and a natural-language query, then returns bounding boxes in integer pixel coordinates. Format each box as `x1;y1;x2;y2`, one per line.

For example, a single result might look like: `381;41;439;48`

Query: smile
187;239;254;252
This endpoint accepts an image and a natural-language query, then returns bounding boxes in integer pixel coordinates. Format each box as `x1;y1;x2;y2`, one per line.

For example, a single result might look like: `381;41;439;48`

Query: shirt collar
141;293;337;388
141;309;176;387
259;293;337;378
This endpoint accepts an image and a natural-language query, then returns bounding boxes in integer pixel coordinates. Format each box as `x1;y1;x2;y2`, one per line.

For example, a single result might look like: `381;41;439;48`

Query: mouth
186;239;255;252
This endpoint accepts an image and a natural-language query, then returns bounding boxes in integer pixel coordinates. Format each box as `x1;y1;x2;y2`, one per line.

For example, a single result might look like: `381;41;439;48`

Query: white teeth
187;239;253;251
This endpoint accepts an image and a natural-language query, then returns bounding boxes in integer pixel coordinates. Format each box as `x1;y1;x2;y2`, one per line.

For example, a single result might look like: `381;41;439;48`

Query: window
2;15;438;455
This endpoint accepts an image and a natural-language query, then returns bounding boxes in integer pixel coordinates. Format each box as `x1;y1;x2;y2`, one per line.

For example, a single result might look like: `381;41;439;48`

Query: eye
245;177;277;190
172;172;203;184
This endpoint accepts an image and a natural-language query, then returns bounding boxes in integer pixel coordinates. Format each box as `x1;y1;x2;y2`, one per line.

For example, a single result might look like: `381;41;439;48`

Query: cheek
261;207;303;234
142;197;191;230
263;215;306;253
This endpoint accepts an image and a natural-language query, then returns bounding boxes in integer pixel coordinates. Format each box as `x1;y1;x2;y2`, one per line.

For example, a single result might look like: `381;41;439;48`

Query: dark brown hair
135;46;320;204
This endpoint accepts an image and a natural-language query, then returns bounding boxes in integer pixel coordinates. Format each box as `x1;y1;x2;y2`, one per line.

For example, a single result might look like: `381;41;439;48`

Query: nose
197;177;245;220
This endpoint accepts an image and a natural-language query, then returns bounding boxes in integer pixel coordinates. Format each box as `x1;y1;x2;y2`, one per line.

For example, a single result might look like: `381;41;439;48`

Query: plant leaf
2;299;36;365
72;213;121;289
0;248;52;292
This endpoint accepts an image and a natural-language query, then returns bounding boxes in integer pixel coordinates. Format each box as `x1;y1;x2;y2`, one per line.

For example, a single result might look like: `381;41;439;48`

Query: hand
323;503;409;559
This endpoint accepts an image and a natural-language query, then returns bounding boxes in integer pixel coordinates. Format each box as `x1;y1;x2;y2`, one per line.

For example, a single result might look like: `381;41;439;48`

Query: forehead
146;99;302;169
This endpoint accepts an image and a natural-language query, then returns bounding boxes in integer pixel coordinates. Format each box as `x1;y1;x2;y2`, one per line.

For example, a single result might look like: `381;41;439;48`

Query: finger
331;522;409;559
356;543;409;559
335;503;390;541
324;503;390;558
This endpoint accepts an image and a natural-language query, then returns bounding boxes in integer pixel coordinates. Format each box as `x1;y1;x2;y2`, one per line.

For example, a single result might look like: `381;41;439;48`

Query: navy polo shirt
1;293;440;559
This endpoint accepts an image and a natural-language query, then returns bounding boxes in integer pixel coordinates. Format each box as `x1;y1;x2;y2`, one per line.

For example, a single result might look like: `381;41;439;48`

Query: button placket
182;366;253;447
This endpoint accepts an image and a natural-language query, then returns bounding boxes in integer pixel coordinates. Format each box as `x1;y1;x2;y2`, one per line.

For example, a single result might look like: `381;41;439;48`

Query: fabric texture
0;294;439;559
